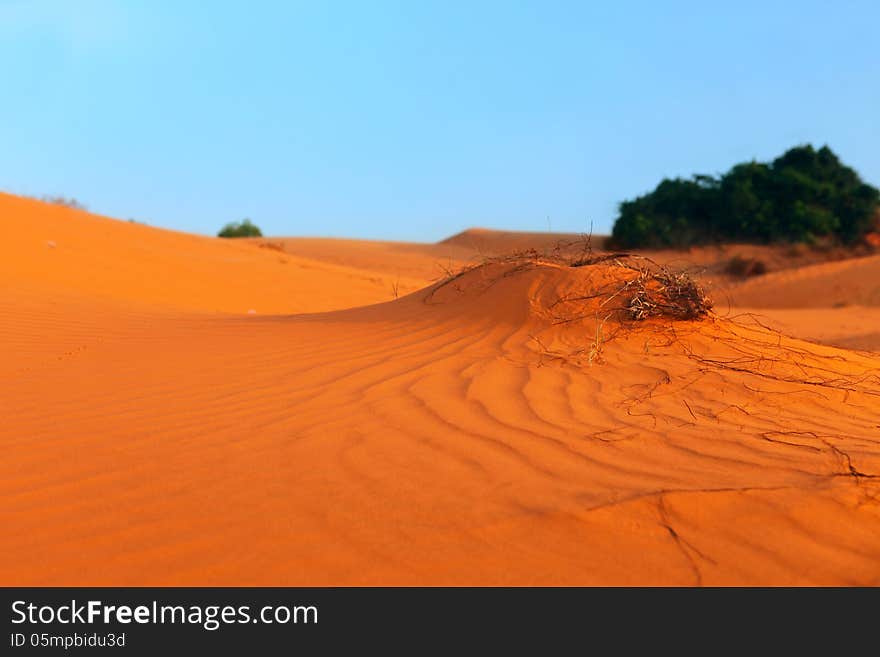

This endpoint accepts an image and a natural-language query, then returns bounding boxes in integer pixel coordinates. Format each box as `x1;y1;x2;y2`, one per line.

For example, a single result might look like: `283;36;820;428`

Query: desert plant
611;145;879;248
435;242;713;324
218;218;262;238
42;195;86;210
621;262;712;321
724;255;767;278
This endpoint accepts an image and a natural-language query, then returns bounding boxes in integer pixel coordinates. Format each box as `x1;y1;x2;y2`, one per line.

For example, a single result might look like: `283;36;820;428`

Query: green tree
218;218;263;238
610;145;879;248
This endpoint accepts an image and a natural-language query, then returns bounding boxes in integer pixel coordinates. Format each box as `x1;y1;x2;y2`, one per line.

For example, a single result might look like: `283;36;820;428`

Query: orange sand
719;254;880;352
0;193;426;314
727;254;880;309
3;195;879;585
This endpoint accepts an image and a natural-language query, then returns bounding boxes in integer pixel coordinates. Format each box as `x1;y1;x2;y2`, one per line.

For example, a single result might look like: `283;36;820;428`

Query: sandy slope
440;227;601;253
718;254;880;352
267;227;880;352
718;307;880;352
251;236;478;283
726;253;880;308
3;199;880;585
0;193;424;313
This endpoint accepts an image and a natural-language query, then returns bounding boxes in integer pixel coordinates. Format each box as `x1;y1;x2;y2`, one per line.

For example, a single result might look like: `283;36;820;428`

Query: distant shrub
42;195;86;210
610;145;880;248
218;218;262;238
784;243;809;258
724;255;767;278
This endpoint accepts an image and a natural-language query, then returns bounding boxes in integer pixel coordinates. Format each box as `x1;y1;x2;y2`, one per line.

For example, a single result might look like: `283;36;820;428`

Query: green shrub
218;218;262;238
611;145;879;248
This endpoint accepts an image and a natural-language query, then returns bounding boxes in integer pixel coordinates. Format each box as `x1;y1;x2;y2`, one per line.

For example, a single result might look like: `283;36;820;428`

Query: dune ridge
2;195;879;585
440;227;604;254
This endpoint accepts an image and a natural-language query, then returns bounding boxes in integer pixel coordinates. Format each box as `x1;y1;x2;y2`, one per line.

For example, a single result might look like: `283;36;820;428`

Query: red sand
3;195;879;585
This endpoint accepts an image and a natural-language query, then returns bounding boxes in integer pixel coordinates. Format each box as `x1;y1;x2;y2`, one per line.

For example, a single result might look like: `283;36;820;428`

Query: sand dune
720;253;880;352
251;236;478;283
440;227;604;254
727;253;880;308
719;307;880;353
267;227;880;352
3;198;880;585
0;193;424;313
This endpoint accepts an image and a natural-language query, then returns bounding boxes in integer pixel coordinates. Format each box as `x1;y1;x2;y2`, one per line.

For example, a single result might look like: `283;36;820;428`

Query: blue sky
1;1;878;241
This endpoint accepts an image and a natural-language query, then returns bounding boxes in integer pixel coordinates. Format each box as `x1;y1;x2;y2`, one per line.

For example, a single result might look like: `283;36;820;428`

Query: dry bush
559;254;713;322
724;255;767;278
622;262;713;320
554;234;713;322
431;235;713;324
41;195;86;210
785;243;809;258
